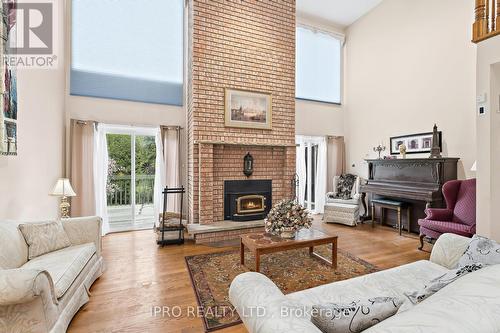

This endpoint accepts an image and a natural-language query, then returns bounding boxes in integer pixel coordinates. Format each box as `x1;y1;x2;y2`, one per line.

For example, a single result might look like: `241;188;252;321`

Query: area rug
185;245;378;332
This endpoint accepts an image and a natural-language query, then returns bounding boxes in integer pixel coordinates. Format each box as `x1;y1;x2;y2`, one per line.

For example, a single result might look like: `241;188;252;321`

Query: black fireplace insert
224;180;272;221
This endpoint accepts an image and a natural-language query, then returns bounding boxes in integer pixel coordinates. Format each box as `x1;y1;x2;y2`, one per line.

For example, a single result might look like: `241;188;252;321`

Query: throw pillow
310;297;403;333
403;263;484;306
457;234;500;267
335;174;357;200
18;221;72;260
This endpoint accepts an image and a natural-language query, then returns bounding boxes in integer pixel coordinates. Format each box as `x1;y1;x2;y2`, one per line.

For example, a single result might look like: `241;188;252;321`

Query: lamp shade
471;161;477;172
50;178;76;197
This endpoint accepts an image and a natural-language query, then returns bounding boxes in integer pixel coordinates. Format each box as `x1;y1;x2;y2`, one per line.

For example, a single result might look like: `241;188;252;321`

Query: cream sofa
229;233;500;332
0;216;105;333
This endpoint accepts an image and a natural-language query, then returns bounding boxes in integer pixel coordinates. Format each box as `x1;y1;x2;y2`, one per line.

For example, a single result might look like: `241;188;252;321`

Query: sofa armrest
229;272;321;333
424;208;453;221
0;269;57;306
61;216;102;257
429;233;471;269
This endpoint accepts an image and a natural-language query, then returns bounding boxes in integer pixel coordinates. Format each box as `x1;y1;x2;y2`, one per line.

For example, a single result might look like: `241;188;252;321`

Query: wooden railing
107;175;155;206
473;0;500;43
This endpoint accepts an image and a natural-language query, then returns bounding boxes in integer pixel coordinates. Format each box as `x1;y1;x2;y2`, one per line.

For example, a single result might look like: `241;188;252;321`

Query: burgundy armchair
418;178;476;250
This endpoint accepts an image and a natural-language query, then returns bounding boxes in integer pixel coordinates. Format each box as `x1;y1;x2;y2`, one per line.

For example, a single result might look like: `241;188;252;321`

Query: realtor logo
8;2;53;54
2;0;58;69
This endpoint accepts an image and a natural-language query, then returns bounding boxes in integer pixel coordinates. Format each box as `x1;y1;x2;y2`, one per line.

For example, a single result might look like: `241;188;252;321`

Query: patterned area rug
185;244;378;332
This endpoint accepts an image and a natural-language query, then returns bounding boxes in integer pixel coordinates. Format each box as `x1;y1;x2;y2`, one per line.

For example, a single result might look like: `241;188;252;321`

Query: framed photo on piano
390;131;442;155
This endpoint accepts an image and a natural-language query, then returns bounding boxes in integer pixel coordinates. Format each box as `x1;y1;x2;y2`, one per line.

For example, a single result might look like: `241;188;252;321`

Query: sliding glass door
304;143;319;211
106;128;156;232
134;135;156;226
107;134;134;229
296;135;327;214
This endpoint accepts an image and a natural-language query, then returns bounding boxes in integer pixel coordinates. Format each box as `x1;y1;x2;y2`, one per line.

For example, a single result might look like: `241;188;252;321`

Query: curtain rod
161;125;183;130
297;22;346;42
71;119;183;130
73;119;96;125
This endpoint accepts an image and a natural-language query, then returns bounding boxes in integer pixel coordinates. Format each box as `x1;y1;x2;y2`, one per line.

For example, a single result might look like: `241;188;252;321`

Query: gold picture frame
224;88;272;130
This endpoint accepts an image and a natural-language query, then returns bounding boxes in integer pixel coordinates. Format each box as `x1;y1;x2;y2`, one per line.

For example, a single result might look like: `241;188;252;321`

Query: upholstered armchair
323;175;362;226
418;178;476;250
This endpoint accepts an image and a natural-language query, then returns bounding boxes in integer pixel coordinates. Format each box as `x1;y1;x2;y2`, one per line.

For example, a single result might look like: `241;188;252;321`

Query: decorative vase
399;143;407;159
280;227;296;239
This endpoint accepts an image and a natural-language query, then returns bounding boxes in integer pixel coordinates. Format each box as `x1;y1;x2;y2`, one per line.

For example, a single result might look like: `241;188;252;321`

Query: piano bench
371;199;411;236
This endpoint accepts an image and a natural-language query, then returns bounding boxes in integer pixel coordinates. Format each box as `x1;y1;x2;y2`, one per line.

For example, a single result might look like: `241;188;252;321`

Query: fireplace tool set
157;186;185;246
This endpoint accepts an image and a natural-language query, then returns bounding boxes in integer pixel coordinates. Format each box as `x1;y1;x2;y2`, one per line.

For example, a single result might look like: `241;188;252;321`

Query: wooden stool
371;198;410;235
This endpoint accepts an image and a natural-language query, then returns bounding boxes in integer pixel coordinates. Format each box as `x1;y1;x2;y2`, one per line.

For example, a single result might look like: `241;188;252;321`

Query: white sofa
0;216;105;333
229;233;500;332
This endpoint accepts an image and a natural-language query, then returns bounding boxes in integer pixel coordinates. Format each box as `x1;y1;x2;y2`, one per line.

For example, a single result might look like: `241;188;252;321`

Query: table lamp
50;178;76;218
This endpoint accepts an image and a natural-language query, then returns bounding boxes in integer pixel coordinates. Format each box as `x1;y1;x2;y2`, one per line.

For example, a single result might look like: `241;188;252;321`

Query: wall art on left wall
0;0;17;156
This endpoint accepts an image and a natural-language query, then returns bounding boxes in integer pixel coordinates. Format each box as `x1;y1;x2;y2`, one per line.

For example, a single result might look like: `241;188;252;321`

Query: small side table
371;198;411;235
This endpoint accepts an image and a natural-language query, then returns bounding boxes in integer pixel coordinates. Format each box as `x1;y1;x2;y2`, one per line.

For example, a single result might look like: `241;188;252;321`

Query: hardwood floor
68;218;430;333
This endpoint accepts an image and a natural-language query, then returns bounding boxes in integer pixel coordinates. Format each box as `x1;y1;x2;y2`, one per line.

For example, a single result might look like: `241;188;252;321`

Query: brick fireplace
187;0;296;224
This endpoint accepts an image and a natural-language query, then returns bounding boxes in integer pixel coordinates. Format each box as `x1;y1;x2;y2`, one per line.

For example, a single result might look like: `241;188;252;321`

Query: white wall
295;13;345;137
67;96;185;128
0;1;66;221
295;99;344;136
344;0;477;179
476;37;500;241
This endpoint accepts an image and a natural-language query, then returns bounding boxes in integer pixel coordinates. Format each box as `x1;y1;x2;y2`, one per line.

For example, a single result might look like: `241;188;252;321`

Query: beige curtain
327;136;346;192
161;126;181;213
69;119;96;217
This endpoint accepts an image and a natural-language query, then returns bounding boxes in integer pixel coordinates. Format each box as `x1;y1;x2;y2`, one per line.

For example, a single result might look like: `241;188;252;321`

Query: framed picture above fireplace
225;88;272;130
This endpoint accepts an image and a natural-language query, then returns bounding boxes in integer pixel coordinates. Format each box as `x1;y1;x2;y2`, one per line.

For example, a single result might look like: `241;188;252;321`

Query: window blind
296;26;342;104
71;0;184;106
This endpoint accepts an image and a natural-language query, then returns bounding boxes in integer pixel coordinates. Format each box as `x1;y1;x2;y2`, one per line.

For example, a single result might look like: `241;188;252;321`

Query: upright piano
360;158;459;233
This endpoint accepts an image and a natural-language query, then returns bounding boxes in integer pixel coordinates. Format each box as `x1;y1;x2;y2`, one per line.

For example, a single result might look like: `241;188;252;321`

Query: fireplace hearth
224;180;272;221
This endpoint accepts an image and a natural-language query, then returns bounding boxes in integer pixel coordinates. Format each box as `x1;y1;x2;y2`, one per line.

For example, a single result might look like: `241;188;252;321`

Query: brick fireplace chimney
187;0;296;224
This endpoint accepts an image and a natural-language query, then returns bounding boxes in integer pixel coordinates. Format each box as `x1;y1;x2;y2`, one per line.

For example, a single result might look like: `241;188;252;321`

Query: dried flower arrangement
265;199;313;238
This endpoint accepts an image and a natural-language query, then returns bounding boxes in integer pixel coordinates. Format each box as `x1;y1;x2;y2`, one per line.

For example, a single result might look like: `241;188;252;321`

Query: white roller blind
296;26;342;104
71;0;184;105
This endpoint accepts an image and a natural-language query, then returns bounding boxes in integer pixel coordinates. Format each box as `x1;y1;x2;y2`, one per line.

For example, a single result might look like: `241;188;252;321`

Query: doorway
304;143;318;211
105;126;157;232
296;135;327;213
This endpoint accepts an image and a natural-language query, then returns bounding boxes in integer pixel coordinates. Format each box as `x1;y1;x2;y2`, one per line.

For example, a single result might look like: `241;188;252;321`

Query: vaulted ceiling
296;0;383;28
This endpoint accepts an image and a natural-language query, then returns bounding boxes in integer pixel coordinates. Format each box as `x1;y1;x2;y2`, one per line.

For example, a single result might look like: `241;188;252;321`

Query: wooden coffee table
240;229;338;272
